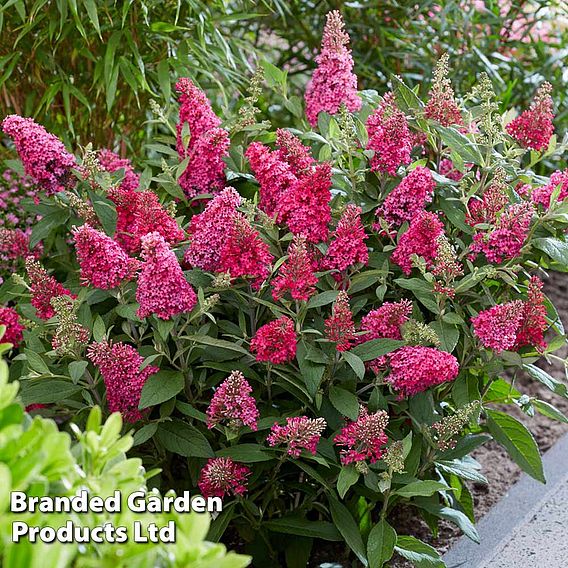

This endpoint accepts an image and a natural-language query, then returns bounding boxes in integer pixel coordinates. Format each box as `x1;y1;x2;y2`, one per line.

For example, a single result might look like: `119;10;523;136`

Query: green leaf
155;318;174;341
264;517;341;541
30;209;69;248
395;480;452;499
176;401;208;423
436;459;487;483
157;59;171;103
133;423;158;446
104;31;121;87
115;303;142;323
184;335;249;357
440;434;490;461
533;399;568;424
207;503;235;542
106;63;119;111
216;444;273;463
92;315;106;342
367;519;396;568
23;349;49;375
486;409;545;483
342;351;366;380
409;391;435;424
156;420;214;458
329;497;368;566
452;374;481;407
350;339;405;362
307;290;340;309
524;364;568;398
417;503;479;543
329;386;359;420
430;321;459;353
337;465;359;499
21;380;82;405
297;342;324;398
139;370;184;409
533;237;568;265
91;198;117;237
394;535;444;568
394;278;439;313
438;199;472;234
82;0;101;36
68;361;88;383
261;59;287;91
390;74;423;114
285;537;313;568
348;272;381;294
433;124;483;165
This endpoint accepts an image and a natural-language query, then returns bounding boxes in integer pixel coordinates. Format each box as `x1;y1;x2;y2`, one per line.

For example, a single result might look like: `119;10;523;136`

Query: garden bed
310;270;568;567
388;270;568;567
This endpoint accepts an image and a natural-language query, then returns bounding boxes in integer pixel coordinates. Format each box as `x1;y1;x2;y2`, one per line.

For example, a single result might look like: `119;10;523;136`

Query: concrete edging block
442;431;568;568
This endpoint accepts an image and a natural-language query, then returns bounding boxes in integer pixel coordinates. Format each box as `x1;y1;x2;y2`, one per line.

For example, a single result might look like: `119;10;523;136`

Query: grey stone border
442;431;568;568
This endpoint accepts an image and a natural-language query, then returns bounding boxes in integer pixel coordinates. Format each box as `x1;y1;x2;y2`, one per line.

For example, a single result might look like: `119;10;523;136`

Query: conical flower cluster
304;11;361;126
136;232;197;320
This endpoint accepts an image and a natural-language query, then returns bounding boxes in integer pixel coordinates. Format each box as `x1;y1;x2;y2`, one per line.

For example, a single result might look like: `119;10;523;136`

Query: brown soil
389;271;568;567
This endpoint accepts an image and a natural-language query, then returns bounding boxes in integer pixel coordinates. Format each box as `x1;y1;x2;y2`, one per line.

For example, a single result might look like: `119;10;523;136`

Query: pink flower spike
72;224;139;289
87;340;158;423
472;301;524;353
323;204;368;273
366;92;412;176
198;457;251;499
272;236;319;302
0;306;24;348
275;129;315;175
176;78;221;155
377;166;436;226
217;214;273;289
391;211;444;275
206;370;259;431
325;291;356;352
532;169;568;209
472;278;548;354
98;149;139;192
424;54;462;127
304;10;361;126
469;202;533;264
184;187;241;271
334;406;389;465
110;188;185;254
26;258;75;320
439;158;464;182
267;416;327;458
175;78;228;197
250;316;297;364
136;232;197;320
281;162;332;244
384;346;459;397
515;276;548;351
360;300;413;341
178;127;230;198
1;115;76;195
245;141;297;219
506;82;554;151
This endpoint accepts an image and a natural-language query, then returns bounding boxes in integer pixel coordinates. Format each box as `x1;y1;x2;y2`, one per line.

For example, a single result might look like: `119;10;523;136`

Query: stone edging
442;431;568;568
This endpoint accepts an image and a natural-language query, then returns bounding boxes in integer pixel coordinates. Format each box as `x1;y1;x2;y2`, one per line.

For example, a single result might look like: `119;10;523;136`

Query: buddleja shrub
1;10;568;568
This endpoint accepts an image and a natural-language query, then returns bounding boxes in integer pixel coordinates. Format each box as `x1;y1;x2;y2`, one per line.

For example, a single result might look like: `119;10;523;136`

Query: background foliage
1;1;567;153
